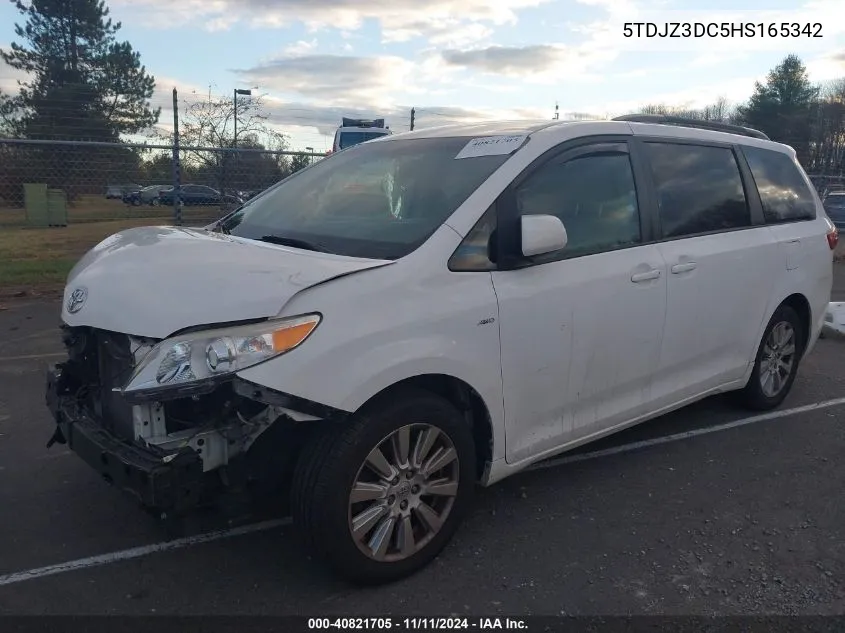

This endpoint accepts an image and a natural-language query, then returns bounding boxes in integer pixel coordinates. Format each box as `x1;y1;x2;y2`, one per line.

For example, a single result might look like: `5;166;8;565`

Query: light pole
233;88;252;148
232;88;252;205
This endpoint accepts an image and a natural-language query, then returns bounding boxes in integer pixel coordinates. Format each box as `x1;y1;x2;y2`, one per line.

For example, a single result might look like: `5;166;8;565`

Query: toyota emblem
66;287;88;314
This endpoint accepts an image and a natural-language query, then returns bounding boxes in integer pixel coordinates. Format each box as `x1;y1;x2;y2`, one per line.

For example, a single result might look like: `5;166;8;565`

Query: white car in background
46;115;836;585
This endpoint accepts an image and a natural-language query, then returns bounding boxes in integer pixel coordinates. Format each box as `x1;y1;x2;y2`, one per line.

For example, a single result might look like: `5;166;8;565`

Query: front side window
449;206;498;271
743;146;816;223
643;142;750;238
514;151;642;260
220;137;511;260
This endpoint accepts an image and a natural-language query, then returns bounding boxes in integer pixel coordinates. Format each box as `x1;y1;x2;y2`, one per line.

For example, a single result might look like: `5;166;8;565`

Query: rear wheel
737;304;804;410
291;388;476;584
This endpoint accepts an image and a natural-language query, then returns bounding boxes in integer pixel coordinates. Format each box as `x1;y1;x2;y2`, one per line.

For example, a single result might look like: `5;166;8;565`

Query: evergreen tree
1;0;160;140
735;54;819;164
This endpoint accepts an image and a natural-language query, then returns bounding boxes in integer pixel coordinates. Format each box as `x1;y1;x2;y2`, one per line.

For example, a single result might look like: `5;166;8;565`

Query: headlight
122;314;321;399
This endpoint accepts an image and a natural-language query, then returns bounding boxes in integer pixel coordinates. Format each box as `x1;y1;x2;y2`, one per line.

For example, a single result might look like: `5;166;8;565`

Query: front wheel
737;304;805;411
291;388;476;584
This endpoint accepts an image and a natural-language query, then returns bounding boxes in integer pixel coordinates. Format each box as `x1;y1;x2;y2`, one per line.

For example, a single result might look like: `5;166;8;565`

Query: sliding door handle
631;269;661;283
671;262;697;274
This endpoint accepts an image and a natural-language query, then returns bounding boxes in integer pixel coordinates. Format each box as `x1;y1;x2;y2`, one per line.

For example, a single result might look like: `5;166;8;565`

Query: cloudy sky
1;0;845;151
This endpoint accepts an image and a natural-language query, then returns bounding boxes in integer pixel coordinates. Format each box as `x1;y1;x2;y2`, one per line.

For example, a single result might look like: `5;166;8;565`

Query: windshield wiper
258;235;330;253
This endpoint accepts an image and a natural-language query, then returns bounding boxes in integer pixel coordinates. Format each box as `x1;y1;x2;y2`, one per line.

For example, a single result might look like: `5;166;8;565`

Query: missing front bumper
45;365;205;513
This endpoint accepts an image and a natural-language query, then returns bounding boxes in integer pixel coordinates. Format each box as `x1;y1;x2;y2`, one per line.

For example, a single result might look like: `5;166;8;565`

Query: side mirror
521;214;567;257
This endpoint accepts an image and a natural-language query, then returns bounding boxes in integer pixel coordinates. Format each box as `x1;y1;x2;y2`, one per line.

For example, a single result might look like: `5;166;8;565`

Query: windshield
219;136;513;260
339;130;389;149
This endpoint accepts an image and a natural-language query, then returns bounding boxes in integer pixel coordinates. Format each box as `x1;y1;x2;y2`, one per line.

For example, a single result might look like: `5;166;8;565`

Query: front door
491;141;668;464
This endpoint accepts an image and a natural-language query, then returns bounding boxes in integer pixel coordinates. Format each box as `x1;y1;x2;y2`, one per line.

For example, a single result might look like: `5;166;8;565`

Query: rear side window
742;146;816;223
643;142;750;238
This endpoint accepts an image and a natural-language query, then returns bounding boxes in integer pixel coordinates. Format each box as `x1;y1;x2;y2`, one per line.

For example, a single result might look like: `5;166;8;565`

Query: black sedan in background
158;184;243;207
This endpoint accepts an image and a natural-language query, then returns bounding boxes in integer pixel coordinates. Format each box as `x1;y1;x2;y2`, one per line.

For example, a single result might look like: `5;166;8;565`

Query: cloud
0;46;29;95
233;53;461;108
151;92;551;141
283;39;318;56
439;43;615;82
806;50;845;83
442;45;570;74
261;101;551;137
234;55;415;107
426;23;493;47
110;0;549;45
576;76;762;117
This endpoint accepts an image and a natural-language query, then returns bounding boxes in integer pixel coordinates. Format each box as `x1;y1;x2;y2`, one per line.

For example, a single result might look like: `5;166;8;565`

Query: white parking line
527;396;845;472
1;396;845;588
0;518;292;587
0;352;64;363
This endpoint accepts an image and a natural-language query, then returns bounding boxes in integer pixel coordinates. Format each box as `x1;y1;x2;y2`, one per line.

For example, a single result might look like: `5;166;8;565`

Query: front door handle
671;262;697;274
631;269;661;283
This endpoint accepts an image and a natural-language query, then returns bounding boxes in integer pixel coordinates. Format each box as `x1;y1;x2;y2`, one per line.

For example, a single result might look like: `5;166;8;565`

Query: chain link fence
808;174;845;198
2;137;844;228
0;138;321;228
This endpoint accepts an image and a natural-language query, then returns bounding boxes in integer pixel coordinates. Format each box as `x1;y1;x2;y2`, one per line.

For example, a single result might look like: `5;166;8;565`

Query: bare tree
808;78;845;178
638;97;735;122
157;93;291;197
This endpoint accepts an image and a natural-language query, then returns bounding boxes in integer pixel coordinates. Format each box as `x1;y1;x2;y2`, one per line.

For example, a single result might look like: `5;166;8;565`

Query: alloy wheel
348;423;460;563
759;320;797;397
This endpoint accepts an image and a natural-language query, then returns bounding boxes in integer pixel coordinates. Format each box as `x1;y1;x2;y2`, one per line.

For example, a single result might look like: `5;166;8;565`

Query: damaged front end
45;321;339;517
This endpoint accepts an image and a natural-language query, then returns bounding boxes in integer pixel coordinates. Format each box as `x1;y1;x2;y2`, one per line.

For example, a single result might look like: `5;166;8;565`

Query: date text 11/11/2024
307;618;528;630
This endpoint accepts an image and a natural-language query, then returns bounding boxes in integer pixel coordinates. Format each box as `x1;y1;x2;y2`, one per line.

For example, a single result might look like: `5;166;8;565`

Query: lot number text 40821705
307;618;528;630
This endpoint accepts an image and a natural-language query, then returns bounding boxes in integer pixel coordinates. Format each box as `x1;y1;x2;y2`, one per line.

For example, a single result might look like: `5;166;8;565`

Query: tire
291;387;476;585
151;198;160;207
736;304;805;411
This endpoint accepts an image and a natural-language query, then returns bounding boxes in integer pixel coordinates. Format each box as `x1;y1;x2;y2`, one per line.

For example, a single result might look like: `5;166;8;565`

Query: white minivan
46;116;836;584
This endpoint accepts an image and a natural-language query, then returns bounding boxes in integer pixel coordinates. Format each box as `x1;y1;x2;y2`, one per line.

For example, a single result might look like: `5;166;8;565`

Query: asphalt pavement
1;266;845;615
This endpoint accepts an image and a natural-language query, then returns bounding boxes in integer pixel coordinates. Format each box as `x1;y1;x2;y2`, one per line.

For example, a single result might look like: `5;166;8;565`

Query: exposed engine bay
45;324;324;515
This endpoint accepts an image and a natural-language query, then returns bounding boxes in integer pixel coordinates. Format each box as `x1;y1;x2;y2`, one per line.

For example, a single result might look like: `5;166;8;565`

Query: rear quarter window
742;146;816;223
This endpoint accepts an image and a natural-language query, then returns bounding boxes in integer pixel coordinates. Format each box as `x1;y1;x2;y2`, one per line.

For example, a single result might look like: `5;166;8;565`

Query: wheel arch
779;292;812;354
354;374;495;482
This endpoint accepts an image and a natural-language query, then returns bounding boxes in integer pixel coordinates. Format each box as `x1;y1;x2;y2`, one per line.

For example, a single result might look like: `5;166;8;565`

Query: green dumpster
47;188;68;226
22;183;67;227
23;183;49;227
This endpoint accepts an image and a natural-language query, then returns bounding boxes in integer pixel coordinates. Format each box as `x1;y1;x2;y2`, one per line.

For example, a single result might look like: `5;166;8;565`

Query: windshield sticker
454;135;528;159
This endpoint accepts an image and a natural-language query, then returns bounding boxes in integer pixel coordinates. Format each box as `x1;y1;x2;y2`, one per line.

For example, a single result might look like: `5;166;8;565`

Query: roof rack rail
612;114;770;141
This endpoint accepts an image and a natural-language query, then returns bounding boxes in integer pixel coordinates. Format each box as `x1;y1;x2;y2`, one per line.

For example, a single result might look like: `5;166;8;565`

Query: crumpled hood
61;226;391;339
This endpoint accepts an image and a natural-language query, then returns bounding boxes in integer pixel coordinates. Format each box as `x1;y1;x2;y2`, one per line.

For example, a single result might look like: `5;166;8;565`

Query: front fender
235;333;506;461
